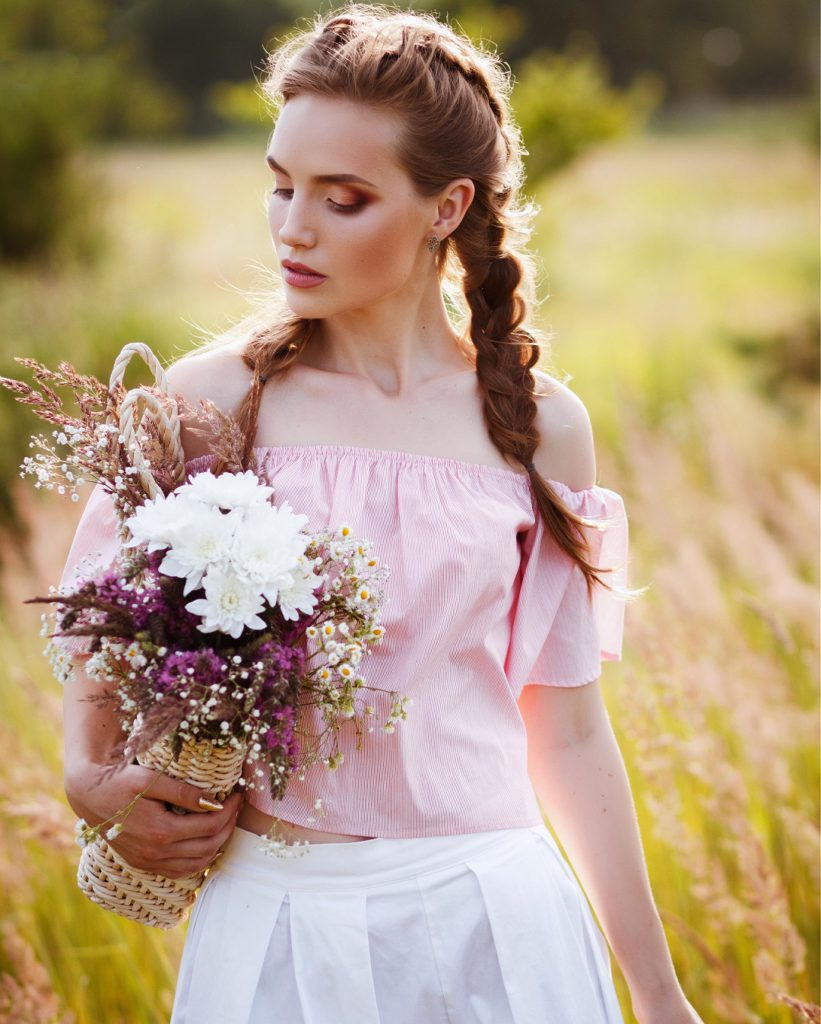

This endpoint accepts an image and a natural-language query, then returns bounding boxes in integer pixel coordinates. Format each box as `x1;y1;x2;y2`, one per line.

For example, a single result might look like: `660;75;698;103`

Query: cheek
267;197;284;236
338;211;418;287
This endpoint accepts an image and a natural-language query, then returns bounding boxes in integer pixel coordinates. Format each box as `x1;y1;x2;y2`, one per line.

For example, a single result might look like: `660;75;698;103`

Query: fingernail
198;797;224;811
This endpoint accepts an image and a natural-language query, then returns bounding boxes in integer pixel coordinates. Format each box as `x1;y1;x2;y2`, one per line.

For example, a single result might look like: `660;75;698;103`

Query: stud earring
426;235;440;253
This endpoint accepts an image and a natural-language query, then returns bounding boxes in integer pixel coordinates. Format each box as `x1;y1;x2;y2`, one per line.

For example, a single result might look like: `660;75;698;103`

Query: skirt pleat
170;823;624;1024
173;871;287;1023
288;890;381;1023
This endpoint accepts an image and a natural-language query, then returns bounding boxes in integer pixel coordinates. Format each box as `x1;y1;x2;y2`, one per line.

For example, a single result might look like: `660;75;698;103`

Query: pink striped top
57;443;629;838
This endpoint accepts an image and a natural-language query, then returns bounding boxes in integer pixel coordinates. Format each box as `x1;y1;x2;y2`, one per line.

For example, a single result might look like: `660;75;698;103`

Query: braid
456;201;613;598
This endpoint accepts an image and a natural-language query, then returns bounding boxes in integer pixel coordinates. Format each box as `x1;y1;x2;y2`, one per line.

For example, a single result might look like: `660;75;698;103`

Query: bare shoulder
165;343;253;410
530;368;597;491
165;344;254;460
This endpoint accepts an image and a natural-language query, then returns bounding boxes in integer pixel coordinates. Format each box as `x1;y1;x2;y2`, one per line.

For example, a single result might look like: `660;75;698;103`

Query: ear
431;178;475;239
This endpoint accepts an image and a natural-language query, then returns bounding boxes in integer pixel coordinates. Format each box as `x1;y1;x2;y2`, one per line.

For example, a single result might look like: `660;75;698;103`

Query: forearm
527;714;681;999
62;655;128;800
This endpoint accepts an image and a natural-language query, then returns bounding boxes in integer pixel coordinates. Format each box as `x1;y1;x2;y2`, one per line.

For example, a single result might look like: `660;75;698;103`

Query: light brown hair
227;3;611;594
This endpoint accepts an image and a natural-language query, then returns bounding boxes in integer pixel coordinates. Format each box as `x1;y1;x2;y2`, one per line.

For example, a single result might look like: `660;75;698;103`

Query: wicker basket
76;733;248;929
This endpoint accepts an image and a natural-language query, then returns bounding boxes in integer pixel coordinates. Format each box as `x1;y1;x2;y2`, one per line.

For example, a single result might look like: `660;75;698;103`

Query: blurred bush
207;78;272;132
109;0;288;135
512;40;664;180
0;0;182;265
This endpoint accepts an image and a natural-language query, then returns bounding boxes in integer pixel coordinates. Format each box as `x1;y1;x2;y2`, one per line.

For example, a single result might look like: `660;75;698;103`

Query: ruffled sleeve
50;482;122;663
506;482;629;697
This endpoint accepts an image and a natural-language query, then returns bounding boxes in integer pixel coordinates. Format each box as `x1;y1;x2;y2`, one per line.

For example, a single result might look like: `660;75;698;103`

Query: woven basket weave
77;733;247;929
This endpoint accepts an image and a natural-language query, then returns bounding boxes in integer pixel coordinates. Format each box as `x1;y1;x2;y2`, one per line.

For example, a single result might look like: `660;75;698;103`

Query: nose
272;193;317;250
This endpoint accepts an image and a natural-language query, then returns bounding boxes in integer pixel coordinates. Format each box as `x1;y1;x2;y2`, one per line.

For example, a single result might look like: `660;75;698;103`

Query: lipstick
282;260;327;289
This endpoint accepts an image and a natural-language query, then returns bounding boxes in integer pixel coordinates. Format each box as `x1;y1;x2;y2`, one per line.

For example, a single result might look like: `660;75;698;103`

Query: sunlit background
0;1;818;1021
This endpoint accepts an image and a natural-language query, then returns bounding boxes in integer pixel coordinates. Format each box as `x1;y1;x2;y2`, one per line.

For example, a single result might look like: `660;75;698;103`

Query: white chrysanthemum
178;470;274;510
124;490;197;553
185;567;266;638
158;504;239;594
278;566;323;621
230;503;311;600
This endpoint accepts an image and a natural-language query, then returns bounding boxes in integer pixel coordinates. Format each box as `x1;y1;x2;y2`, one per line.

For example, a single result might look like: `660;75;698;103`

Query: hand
632;984;705;1024
65;759;245;879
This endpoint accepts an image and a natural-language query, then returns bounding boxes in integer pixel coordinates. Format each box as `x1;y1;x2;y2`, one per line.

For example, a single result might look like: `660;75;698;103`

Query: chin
282;291;330;317
286;293;373;320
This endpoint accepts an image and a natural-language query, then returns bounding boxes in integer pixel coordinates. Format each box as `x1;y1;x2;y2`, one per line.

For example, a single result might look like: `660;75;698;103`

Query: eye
327;198;365;214
271;187;293;200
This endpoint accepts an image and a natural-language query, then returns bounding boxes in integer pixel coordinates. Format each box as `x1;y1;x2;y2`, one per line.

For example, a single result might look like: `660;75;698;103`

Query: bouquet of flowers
1;343;410;929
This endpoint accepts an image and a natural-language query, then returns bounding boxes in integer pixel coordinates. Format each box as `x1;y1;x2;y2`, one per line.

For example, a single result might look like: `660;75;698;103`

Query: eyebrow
265;154;378;189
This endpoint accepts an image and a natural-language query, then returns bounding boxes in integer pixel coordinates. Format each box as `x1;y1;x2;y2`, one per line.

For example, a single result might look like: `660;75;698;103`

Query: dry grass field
0;109;817;1022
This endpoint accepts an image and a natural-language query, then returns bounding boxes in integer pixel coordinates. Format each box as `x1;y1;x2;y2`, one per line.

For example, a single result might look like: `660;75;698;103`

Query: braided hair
230;4;610;595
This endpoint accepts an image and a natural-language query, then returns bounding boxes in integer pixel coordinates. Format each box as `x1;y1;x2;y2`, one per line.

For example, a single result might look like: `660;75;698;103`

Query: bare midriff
237;801;375;843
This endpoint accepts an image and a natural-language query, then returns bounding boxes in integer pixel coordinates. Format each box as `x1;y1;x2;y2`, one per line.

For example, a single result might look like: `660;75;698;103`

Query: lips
281;259;327;290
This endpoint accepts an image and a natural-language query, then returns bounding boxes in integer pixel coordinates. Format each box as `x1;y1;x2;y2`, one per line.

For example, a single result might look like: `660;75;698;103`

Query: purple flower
156;648;222;694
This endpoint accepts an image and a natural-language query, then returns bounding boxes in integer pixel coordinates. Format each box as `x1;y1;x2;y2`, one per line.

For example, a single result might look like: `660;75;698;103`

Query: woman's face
265;94;439;317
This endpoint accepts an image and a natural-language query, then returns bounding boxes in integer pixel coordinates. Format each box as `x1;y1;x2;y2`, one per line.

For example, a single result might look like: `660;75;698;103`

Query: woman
62;6;704;1022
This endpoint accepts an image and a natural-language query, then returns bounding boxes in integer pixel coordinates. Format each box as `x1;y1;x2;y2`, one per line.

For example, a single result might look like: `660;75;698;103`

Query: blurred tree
105;0;818;137
109;0;291;133
0;0;182;264
512;41;663;180
506;0;818;104
444;0;524;51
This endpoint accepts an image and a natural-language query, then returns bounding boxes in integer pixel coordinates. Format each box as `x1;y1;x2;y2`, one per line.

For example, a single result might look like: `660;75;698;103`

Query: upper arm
518;676;611;750
165;346;253;461
517;370;603;738
530;369;596;491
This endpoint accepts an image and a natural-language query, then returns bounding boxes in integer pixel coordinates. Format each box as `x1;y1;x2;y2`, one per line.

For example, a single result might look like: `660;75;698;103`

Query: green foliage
512;40;664;181
504;0;818;104
0;55;101;264
445;0;524;52
0;0;110;53
0;0;182;265
111;0;291;134
262;0;817;113
207;79;272;131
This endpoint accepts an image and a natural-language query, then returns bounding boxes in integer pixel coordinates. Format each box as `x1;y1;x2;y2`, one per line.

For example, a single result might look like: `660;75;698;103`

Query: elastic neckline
183;444;605;498
254;443;532;483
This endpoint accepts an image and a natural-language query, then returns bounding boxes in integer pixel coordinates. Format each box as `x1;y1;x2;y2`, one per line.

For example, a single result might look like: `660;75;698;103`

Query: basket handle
107;343;185;498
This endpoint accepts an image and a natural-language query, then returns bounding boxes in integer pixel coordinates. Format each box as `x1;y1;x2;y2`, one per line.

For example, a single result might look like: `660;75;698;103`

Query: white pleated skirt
170;822;624;1024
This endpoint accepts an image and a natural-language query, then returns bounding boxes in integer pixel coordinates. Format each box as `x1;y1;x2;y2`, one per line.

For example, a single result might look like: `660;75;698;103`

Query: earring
426;235;440;253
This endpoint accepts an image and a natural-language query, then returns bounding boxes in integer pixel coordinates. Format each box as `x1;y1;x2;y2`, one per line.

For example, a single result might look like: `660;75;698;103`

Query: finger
136;794;242;842
109;824;221;867
150;819;235;860
163;791;243;815
117;829;235;876
160;810;241;861
137;772;231;814
125;764;245;811
165;826;237;875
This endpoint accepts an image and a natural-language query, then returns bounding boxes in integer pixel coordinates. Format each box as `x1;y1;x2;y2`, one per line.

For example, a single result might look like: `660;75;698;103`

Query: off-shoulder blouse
56;444;629;838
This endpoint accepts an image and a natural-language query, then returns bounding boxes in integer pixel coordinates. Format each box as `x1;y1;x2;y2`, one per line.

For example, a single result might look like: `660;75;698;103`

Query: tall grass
0;111;817;1022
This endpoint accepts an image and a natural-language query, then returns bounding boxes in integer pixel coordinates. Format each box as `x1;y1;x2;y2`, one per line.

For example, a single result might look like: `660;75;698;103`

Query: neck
299;281;473;397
